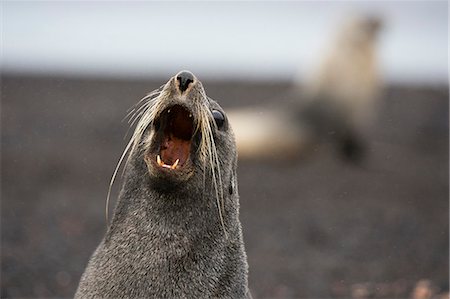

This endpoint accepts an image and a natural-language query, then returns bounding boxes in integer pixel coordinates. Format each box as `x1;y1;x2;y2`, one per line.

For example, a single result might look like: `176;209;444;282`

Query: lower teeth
156;155;179;170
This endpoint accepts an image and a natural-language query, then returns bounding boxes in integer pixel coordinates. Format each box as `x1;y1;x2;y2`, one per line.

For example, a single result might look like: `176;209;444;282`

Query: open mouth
154;105;194;170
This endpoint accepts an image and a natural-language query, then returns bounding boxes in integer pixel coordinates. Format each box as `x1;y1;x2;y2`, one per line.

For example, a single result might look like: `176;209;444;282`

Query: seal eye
212;110;225;129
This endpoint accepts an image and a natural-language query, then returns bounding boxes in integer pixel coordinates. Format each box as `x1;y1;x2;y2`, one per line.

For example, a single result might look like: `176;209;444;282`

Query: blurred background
1;1;448;298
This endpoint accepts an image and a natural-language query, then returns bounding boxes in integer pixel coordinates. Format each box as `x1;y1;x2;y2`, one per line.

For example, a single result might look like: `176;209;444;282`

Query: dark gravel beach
1;75;448;298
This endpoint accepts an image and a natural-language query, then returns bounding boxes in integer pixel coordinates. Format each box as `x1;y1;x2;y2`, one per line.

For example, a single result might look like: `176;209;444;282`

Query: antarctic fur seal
230;16;382;163
75;71;251;298
299;16;382;161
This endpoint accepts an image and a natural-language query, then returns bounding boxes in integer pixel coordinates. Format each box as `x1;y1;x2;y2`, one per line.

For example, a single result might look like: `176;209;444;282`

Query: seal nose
176;71;195;93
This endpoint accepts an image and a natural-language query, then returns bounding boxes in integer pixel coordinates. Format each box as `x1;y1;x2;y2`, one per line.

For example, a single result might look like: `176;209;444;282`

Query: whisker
106;137;134;224
126;88;163;124
105;87;163;224
198;106;227;237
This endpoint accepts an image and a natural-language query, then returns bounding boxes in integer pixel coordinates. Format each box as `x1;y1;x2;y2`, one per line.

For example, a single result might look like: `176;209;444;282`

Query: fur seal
299;16;382;161
75;71;251;298
302;16;382;129
229;16;382;163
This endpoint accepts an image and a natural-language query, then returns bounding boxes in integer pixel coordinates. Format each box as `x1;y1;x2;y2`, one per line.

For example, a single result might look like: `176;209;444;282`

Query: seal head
139;71;231;188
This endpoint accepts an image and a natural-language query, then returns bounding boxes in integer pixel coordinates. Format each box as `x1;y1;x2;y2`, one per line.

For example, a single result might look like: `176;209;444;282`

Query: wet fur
75;74;250;298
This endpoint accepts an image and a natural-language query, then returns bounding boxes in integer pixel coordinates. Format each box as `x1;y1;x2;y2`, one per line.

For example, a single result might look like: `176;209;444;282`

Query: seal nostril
176;71;194;93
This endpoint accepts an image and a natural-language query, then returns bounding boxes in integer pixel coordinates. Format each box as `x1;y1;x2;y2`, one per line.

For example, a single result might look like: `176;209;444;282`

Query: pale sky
2;1;448;84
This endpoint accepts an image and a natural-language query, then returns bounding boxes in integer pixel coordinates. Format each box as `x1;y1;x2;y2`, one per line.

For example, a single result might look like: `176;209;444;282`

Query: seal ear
229;179;234;195
228;155;238;196
228;171;238;196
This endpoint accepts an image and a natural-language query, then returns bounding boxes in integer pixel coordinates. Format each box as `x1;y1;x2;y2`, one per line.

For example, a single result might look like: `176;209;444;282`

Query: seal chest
75;71;251;298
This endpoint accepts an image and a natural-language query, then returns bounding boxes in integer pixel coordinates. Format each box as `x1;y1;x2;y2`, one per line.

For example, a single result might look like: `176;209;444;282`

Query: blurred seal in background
230;16;383;163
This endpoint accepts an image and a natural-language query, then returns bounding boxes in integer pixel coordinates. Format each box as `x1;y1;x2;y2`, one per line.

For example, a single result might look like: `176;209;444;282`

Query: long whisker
198;106;227;237
122;88;163;140
123;86;164;123
106;137;134;224
105;88;163;224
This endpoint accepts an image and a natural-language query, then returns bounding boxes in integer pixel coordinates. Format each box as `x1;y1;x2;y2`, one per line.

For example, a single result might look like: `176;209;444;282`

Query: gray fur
75;72;251;298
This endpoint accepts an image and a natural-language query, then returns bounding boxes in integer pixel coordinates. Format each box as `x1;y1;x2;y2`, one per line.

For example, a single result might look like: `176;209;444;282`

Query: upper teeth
156;155;179;170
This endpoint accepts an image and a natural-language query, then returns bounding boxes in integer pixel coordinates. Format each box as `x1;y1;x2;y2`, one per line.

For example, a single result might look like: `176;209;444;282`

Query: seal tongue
160;134;190;165
159;105;193;168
